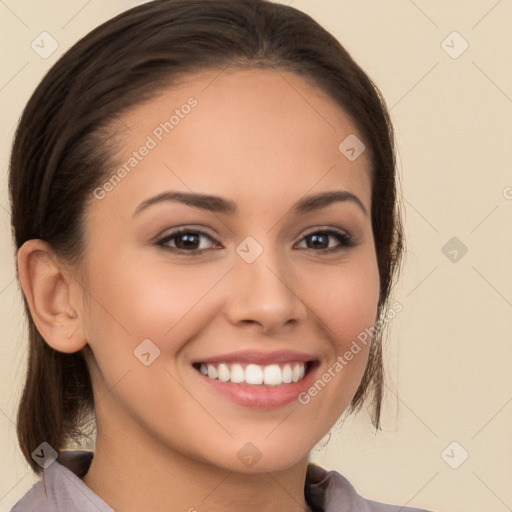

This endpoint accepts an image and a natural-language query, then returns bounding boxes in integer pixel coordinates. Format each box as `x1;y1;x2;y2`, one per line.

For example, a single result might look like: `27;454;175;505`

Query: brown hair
9;0;403;473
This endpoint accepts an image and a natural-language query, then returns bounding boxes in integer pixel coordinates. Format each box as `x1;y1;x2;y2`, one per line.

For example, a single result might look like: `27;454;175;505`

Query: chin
213;436;315;475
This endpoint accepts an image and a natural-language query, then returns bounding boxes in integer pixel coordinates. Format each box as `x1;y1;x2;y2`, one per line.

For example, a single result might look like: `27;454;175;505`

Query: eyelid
298;225;349;239
156;225;350;242
157;226;221;250
156;224;357;255
294;226;356;251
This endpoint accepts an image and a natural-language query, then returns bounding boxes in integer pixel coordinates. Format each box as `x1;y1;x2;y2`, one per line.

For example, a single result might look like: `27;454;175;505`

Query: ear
17;239;87;354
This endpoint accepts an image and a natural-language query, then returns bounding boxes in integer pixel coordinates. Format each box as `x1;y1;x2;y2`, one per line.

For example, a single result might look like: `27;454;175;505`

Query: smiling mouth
192;361;316;386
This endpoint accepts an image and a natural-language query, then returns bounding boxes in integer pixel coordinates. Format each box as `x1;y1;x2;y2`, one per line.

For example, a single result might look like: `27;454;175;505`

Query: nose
223;247;308;335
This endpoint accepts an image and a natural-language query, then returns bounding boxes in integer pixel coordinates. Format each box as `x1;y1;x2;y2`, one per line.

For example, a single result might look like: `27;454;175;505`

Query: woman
8;0;433;510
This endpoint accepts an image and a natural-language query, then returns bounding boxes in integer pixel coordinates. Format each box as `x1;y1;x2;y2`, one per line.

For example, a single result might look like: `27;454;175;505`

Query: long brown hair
9;0;403;473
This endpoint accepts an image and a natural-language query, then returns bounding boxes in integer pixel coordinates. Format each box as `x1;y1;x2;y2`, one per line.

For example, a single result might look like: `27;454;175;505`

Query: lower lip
195;365;318;408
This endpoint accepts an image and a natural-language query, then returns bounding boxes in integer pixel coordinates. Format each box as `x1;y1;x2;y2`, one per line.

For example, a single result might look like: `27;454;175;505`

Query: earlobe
17;239;87;354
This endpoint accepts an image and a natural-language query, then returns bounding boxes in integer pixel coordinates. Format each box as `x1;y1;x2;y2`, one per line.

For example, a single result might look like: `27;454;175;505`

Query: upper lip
192;350;317;366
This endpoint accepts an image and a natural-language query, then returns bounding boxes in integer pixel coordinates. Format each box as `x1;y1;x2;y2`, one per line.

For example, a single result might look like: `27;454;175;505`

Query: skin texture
18;69;380;512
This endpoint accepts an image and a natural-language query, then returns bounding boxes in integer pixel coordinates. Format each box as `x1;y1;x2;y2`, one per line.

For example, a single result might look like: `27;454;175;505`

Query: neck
82;418;312;512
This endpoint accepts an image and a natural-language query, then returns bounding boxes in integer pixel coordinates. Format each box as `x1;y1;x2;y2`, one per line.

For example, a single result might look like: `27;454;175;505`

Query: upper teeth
199;362;307;386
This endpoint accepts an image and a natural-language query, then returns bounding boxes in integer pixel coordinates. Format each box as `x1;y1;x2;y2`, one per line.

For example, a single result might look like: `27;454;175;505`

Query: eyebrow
133;189;368;217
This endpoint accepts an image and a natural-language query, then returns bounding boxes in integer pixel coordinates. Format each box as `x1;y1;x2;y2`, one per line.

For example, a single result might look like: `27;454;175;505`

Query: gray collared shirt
10;451;434;511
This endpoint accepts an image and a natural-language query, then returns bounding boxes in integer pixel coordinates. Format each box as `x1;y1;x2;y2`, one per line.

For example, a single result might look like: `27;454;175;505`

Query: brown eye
296;229;356;252
158;229;219;253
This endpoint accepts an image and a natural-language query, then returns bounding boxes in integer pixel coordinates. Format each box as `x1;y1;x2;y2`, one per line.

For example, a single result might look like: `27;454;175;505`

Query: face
76;68;380;473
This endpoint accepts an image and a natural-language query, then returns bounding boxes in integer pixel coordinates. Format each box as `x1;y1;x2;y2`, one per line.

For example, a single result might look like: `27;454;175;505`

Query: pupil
177;233;199;249
309;234;327;248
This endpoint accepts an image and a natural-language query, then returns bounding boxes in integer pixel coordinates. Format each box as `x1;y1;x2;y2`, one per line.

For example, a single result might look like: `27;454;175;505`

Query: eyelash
156;227;357;256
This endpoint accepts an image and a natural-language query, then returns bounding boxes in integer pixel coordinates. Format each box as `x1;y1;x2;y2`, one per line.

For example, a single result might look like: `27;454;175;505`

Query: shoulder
9;477;47;512
305;463;436;512
9;451;112;512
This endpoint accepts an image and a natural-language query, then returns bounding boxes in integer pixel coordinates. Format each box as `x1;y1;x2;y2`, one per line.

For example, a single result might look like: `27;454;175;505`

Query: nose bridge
225;238;306;332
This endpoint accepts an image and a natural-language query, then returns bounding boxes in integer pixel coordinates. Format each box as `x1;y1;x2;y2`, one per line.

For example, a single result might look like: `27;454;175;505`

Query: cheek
302;255;380;351
291;256;380;436
81;250;228;357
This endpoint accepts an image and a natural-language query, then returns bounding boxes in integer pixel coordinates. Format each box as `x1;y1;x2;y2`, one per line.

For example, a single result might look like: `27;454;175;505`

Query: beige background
1;1;511;511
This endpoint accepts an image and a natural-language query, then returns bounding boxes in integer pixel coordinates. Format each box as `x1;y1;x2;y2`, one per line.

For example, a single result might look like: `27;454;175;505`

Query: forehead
95;68;372;217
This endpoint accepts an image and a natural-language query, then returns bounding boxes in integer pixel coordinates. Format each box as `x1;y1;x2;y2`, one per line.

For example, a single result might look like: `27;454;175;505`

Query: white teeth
245;364;263;385
263;364;282;386
207;364;218;379
217;363;230;382
282;364;292;383
230;363;245;383
197;362;308;386
292;364;305;383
